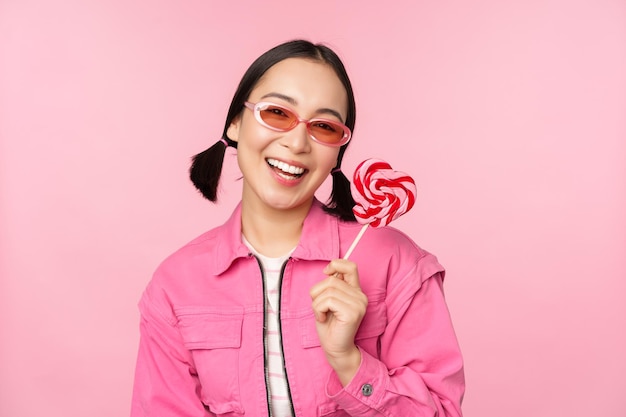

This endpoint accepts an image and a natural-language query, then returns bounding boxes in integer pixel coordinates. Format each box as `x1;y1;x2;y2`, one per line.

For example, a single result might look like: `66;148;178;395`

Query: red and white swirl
351;159;417;227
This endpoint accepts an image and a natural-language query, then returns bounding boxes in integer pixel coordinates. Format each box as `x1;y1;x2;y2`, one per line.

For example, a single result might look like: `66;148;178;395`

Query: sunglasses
244;101;351;147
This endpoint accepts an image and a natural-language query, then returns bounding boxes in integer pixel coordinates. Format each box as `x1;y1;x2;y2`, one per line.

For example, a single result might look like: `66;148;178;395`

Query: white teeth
267;158;305;175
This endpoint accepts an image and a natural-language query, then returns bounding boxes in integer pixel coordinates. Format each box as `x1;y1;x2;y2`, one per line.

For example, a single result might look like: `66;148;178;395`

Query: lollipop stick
342;224;369;260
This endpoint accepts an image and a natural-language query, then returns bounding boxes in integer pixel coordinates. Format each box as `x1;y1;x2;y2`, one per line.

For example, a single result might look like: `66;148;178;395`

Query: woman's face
228;57;348;215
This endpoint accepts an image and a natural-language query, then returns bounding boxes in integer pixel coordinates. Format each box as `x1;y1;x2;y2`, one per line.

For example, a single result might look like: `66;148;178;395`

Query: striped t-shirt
244;238;294;417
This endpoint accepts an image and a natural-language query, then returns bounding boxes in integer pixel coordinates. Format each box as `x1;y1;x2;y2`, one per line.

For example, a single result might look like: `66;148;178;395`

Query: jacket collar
212;198;341;275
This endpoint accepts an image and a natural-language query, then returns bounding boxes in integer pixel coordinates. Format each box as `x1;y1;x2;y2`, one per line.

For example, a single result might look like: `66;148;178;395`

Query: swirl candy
341;158;416;260
351;158;417;228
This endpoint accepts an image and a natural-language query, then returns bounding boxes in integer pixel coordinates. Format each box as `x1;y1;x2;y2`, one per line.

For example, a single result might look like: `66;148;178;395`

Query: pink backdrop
1;1;625;416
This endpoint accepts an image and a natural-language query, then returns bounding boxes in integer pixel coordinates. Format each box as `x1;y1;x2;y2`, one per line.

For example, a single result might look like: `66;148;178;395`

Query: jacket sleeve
325;268;465;416
131;288;214;417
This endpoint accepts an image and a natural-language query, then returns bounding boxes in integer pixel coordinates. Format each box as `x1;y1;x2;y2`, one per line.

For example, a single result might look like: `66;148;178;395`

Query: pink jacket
131;199;464;416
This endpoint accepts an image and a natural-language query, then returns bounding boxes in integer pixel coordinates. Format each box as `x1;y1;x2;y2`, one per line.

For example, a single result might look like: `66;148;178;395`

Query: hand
309;259;368;385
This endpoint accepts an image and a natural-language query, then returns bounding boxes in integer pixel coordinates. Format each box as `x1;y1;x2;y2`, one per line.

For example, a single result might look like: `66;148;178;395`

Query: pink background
1;1;625;416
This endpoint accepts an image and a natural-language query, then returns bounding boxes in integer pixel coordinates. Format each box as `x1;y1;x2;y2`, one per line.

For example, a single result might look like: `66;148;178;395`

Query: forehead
250;58;348;118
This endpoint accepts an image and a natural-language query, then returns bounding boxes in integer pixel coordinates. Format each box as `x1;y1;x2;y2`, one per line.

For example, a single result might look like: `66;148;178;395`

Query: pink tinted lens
307;120;347;144
257;104;298;130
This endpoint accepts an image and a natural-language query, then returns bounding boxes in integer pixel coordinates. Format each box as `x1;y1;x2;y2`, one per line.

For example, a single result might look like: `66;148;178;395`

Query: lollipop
342;158;417;259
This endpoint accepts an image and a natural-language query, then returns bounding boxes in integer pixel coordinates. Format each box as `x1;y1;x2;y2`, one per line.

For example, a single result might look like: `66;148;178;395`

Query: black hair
189;39;357;221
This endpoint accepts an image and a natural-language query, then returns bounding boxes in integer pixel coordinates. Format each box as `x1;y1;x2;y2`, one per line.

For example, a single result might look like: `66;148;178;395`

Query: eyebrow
259;92;345;122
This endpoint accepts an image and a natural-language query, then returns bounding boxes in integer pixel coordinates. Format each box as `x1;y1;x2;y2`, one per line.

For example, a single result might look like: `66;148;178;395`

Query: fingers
322;259;360;287
310;260;367;324
309;273;353;300
311;285;367;324
310;259;362;302
309;260;368;373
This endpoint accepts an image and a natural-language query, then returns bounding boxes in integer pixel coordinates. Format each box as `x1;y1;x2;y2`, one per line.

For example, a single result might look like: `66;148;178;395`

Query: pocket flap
176;307;244;350
355;299;386;339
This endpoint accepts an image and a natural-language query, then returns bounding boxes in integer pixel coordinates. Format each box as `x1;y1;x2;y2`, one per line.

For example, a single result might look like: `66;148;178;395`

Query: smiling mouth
266;158;306;179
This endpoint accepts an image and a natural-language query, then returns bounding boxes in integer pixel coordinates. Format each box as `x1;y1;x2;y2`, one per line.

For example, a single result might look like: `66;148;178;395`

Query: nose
280;120;311;153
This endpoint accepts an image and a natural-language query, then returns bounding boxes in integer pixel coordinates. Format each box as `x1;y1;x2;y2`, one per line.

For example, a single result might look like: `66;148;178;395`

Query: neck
241;198;313;258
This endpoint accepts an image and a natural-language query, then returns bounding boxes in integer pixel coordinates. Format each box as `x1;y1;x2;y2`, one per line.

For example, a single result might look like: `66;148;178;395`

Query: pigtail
324;169;357;222
189;137;237;202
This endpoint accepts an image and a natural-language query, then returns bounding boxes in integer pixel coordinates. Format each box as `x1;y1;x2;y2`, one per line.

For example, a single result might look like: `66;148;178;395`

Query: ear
226;115;241;142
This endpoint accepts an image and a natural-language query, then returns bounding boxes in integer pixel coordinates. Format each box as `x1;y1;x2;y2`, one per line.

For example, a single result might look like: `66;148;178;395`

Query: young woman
131;40;464;417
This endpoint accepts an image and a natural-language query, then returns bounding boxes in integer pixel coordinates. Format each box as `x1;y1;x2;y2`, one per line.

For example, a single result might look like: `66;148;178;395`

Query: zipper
252;254;273;417
254;254;297;417
277;258;297;417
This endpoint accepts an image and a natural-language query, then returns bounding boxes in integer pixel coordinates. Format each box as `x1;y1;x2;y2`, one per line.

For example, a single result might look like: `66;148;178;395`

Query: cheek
241;117;277;144
319;148;341;170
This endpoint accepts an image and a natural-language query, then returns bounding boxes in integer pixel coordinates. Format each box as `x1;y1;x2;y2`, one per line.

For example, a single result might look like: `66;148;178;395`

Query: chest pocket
176;306;245;416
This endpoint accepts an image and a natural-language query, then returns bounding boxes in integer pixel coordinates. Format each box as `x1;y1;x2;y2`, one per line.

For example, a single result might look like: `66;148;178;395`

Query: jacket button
361;383;373;396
